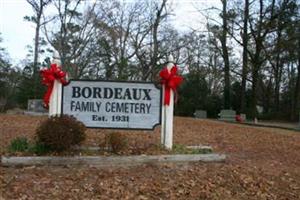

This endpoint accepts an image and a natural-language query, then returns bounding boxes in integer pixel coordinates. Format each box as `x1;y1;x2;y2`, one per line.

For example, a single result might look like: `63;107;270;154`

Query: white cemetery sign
62;80;161;130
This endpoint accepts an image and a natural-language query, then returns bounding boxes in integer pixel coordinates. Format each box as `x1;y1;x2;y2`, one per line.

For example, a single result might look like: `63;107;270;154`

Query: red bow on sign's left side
159;65;183;106
40;63;67;109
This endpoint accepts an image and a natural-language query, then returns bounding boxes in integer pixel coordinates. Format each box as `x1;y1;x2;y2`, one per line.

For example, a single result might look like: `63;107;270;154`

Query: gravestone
219;109;236;121
240;113;246;121
194;110;207;119
256;105;263;114
25;99;47;115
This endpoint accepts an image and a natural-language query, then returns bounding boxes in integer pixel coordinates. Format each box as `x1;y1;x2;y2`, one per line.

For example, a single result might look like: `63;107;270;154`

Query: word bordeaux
62;80;161;130
72;87;152;100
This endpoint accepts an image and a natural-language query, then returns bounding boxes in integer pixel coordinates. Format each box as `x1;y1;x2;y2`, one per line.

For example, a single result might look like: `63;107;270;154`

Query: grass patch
8;137;29;153
28;142;51;155
8;137;51;155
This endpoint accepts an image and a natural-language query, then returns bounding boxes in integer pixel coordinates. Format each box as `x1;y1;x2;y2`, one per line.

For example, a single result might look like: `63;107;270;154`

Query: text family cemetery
62;81;161;129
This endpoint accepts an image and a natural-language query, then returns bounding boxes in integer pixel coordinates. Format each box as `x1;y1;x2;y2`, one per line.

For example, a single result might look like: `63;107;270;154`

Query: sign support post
161;85;165;145
41;51;67;117
161;85;174;149
49;52;62;116
161;55;175;149
49;79;62;116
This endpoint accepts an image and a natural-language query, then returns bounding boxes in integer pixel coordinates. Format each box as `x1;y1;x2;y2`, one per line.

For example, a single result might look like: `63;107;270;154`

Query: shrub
36;115;86;152
103;132;128;154
28;142;51;155
8;136;29;152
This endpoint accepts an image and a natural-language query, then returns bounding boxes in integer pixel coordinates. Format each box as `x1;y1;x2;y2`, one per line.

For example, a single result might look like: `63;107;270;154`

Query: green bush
28;142;51;155
36;115;86;152
103;132;128;154
8;136;29;152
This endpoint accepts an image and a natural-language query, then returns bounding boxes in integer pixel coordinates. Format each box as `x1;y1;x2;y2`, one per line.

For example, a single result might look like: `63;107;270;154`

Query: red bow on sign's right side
159;65;183;106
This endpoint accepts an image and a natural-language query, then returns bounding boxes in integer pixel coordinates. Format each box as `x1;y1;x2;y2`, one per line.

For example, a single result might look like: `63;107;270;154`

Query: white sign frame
61;80;162;130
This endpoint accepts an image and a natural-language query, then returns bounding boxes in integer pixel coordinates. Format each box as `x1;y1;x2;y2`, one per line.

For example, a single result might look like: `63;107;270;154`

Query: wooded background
0;0;299;121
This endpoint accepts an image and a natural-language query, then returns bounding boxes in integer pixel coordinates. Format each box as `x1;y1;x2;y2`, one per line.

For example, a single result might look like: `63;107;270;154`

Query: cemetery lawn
1;114;300;199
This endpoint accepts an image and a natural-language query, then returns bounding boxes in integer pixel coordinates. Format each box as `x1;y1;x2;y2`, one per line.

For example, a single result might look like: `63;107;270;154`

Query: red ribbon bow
40;63;67;109
159;65;183;106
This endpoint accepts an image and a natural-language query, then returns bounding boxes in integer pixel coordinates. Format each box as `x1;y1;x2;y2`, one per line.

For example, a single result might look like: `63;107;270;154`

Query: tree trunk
273;16;285;113
33;9;42;98
248;0;272;119
250;62;259;118
291;25;300;121
274;59;283;113
27;0;51;98
33;16;41;73
221;0;230;109
292;52;300;120
150;0;167;81
240;0;249;113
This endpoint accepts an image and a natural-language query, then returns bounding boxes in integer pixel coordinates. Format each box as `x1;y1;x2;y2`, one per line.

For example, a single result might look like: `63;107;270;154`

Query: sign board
62;80;161;130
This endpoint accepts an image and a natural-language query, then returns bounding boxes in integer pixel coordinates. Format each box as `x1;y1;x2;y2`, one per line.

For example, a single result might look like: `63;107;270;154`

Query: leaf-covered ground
1;114;300;199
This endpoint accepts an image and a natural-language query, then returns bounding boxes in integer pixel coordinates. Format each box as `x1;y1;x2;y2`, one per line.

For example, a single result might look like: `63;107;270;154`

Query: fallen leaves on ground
1;114;300;199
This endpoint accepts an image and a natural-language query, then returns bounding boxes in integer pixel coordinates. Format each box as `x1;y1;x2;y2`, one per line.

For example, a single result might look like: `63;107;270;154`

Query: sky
0;0;35;64
0;0;220;66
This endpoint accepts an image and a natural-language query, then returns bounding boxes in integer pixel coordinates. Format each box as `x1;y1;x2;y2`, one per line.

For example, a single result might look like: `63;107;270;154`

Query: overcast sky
0;0;220;65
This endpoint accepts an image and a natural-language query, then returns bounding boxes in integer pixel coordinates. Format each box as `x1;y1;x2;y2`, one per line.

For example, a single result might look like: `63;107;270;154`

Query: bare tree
132;0;171;81
220;0;231;109
25;0;52;97
43;0;99;78
240;0;249;113
247;0;276;118
293;23;300;120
